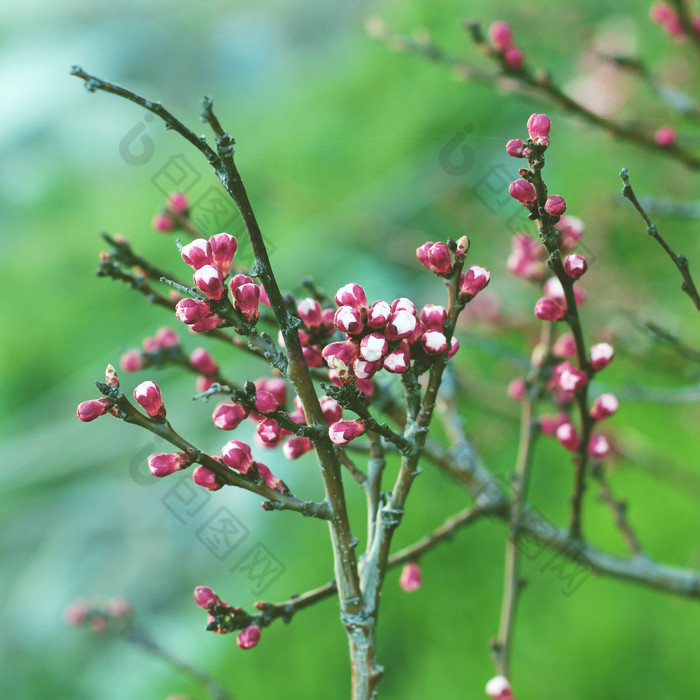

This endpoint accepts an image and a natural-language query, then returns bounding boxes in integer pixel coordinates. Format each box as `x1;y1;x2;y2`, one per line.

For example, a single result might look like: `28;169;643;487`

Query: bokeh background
2;0;700;698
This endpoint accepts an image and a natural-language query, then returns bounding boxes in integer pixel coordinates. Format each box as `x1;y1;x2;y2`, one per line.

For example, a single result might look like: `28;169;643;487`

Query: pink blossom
181;239;213;270
212;402;249;430
192;465;223;491
591;393;619;421
237;625;261;650
190;347;218;375
508;179;537;206
193;265;225;300
334;283;368;312
590;342;614;370
175;298;211;324
544;195;566;216
120;350;144;372
221;440;254;473
489;21;513;51
133;380;165;419
152;213;175;232
329;419;366;445
527;113;551;146
147;452;189;477
209;233;237;277
167;191;188;213
399;562;422;592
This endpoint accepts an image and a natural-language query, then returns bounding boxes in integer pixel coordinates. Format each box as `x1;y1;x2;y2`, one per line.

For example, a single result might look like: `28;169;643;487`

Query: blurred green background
2;0;700;698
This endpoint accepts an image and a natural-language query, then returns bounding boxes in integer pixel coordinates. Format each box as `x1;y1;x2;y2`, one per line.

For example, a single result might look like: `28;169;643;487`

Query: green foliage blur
2;0;700;698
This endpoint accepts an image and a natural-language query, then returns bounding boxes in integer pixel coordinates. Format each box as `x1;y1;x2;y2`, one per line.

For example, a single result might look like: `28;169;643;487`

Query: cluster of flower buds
416;235;470;276
488;21;524;69
64;597;132;634
119;327;181;372
193;586;261;648
650;2;700;38
505;113;551;166
76;364;123;422
152;191;190;233
485;675;515;700
279;297;337;368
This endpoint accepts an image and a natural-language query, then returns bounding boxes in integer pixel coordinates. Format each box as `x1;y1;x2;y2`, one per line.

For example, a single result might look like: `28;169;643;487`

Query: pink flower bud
544;195;566;216
421;330;448;355
322;340;360;381
254;391;279;414
303;345;324;367
489;21;513;51
655;126;677;148
447;336;459;358
192;465;223;491
152;213;175;232
588;434;611;458
459;266;491;302
354;358;382;380
539;412;569;436
428;242;454;276
283;437;314;459
559;363;588;392
399;562;422;592
455;235;470;259
120;349;143;372
555;215;585;250
360;333;390;362
329;419;366;445
193;586;219;609
334;305;364;335
193;265;224;300
133;381;165;419
552;333;576;359
190;348;218;375
556;423;580;451
237;625;261;650
297;298;323;330
485;675;514;700
505;139;525;157
190;315;223;333
167;191;188;213
175;298;211;324
650;2;676;25
142;335;159;353
420;304;447;330
233;283;261;323
147;452;189;477
527;113;551;146
564;254;587;280
367;300;392;329
212;402;249;430
256;462;286;492
221;440;254;474
591;393;619;421
356;377;374;400
334;283;368;312
155;327;179;349
209;233;238;277
319;396;343;425
507;378;526;401
64;602;88;626
509;179;537;206
385;310;417;342
534;297;565;321
383;341;411;373
255;378;287;407
257;418;282;445
391;298;417;315
181;239;213;270
590;342;614;370
503;45;524;69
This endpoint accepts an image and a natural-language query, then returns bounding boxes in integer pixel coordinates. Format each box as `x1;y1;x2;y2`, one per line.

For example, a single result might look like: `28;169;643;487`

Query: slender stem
620;168;700;311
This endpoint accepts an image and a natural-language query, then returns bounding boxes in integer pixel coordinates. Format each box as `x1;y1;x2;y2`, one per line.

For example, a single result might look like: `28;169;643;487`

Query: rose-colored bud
212;402;249;430
142;335;159;353
391;298;417;315
527;113;551;146
322;340;360;382
509;179;537;206
654;125;677;148
283;436;314;459
505;139;525;158
416;241;433;269
459;266;491;302
399;562;422;592
354;358;382;380
234;283;261;323
334;283;368;312
133;380;165;419
152;213;175;232
564;254;587;280
591;393;619;421
556;423;580;451
588;434;611;458
503;45;524;69
193;586;219;609
175;298;211;325
167;191;188;213
447;336;459;358
507;378;526;401
359;333;389;362
120;349;143;372
334;305;364;335
421;330;448;355
555;215;585;250
427;242;454;276
155;327;179;349
255;378;288;407
590;342;614;370
453;235;470;260
319;396;343;425
208;233;237;277
181;239;213;270
329;419;366;445
193;265;224;300
543;277;585;306
297;298;323;330
302;345;324;367
539;412;569;436
109;599;133;619
559;363;588;392
552;333;576;359
221;440;254;473
192;465;223;491
489;20;513;51
190;348;218;375
237;625;261;650
190;315;223;333
650;2;677;25
257;418;282;445
253;391;278;414
104;364;119;388
485;675;514;700
64;602;88;626
385;310;417;342
383;341;411;373
544;195;566;216
420;304;447;330
534;297;565;321
148;452;189;477
256;462;286;492
367;300;391;329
